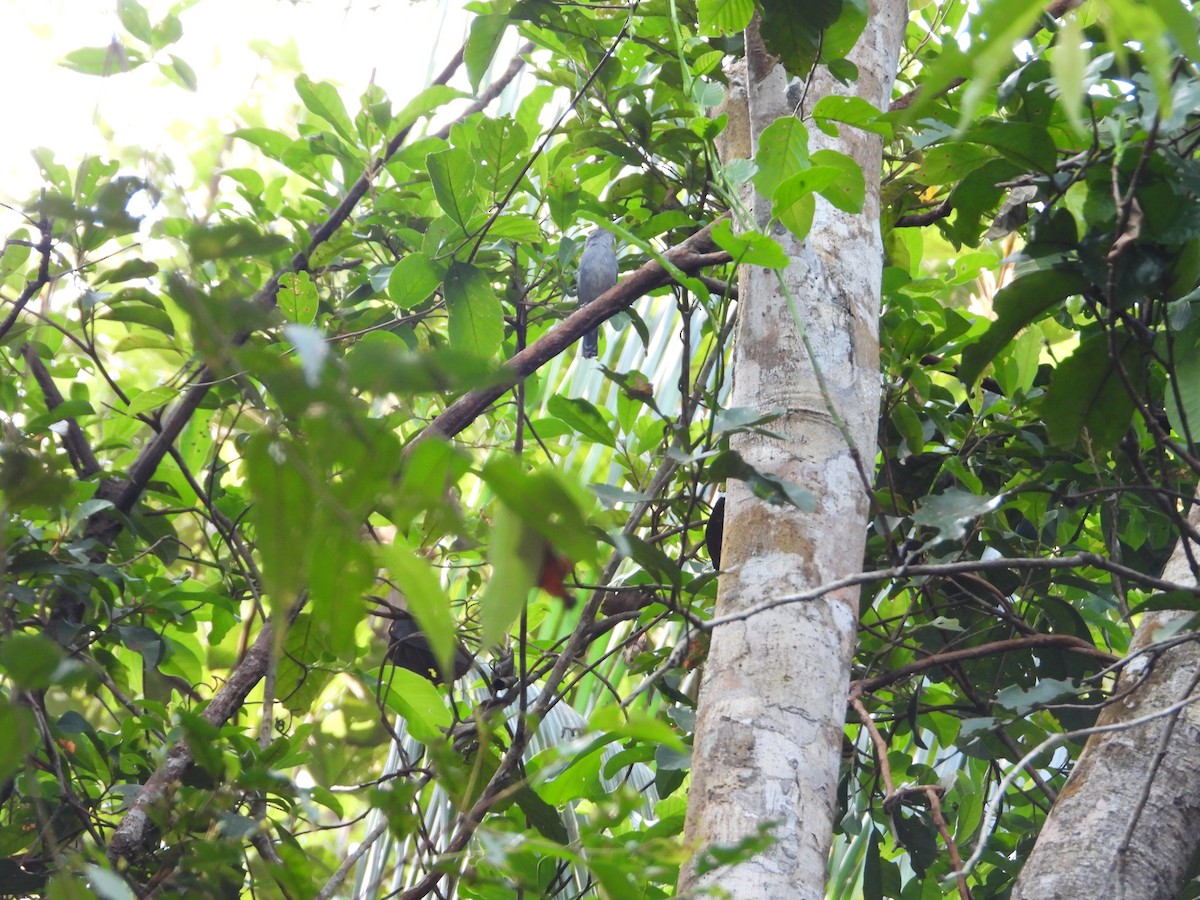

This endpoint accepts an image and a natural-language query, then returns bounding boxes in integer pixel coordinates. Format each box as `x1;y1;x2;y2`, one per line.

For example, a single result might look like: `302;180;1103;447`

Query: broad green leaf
244;433;313;610
443;261;502;358
376;541;459;684
758;0;842;75
0;633;65;689
1166;335;1200;444
480;456;596;562
546;395;616;447
811;95;891;138
161;54;197;91
478;503;543;648
231;127;294;160
117;0;153;43
1051;12;1088;136
427;147;478;228
709;220;789;268
0;699;32;785
465;14;508;93
379;669;452;744
187;222;290;261
698;0;754;36
1043;333;1146;450
752;118;809;198
913;489;1002;541
962;122;1057;174
61;43;146;76
124;386;175;417
23;398;94;431
393;84;468;136
295;74;355;143
708;450;816;511
97;258;158;284
1144;0;1200;63
960;269;1091;386
810;149;864;213
278;271;318;324
387;252;444;309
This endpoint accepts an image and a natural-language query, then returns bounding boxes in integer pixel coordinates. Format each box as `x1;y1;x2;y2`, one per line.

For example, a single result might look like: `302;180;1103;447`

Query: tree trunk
680;4;906;897
1013;501;1200;899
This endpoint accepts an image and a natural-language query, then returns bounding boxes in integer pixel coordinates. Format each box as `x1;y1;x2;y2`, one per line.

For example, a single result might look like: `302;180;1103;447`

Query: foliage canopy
3;0;1200;896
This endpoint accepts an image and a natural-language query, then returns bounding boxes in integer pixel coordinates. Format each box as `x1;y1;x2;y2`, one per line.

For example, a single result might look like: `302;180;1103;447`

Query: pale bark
680;4;906;897
1013;501;1200;900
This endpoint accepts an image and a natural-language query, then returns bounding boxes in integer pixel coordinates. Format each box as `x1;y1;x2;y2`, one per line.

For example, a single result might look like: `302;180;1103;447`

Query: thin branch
851;635;1117;697
21;343;102;478
958;690;1200;879
0;218;52;341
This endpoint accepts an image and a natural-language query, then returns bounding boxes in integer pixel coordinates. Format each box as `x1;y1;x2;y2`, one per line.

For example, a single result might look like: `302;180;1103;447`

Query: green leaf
379;670;452;744
161;54;198;92
758;0;842;75
480;456;596;562
0;633;65;689
709;220;789;268
962;122;1057;174
913;489;1002;542
387;252;444;308
546;395;616;447
443;261;502;358
24;398;94;431
86;866;136;900
0;698;33;787
811;95;891;138
774;168;837;239
187;222;290;261
377;541;459;684
60;43;146;76
697;0;754;36
1043;333;1146;451
278;271;318;324
117;0;153;43
465;14;508;92
97;258;159;284
752;118;810;198
713;406;784;434
295;74;355;143
994;678;1077;714
1144;0;1200;63
1166;336;1200;445
708;450;816;511
124;386;175;417
478;504;543;648
232;127;294;160
244;433;313;610
427;147;478;228
960;269;1091;386
809;149;864;213
1051;13;1088;136
393;85;468;136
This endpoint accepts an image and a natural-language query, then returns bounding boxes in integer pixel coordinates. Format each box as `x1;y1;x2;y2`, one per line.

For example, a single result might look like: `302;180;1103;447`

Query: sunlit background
0;0;470;204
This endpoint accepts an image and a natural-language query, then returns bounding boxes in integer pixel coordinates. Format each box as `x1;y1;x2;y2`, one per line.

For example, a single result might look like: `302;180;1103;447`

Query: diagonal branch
416;220;731;444
0;218;52;342
106;600;305;864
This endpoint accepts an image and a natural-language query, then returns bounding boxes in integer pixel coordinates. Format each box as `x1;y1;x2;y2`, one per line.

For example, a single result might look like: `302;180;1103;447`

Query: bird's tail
582;327;599;358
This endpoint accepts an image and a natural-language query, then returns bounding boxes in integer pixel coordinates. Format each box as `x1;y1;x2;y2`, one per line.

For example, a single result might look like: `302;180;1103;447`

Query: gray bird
576;228;618;359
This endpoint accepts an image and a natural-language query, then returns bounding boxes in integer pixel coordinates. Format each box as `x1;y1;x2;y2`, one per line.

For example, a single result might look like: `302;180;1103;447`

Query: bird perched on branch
576;228;618;358
387;609;473;684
